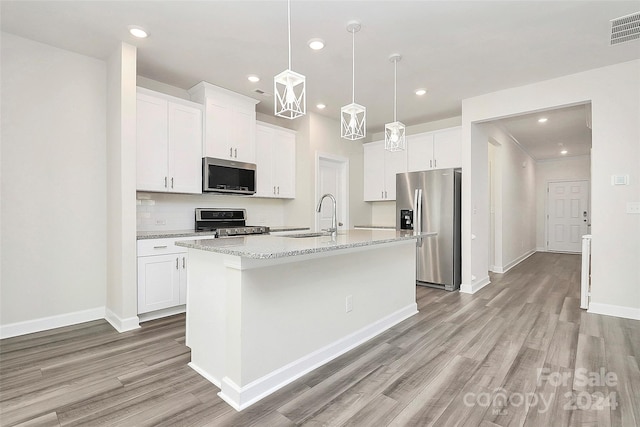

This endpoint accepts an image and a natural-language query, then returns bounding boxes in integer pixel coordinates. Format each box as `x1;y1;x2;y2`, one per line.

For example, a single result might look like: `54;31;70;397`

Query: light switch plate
627;202;640;214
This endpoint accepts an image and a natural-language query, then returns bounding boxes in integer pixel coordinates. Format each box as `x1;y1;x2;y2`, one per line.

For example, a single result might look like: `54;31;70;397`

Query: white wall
462;60;640;318
0;33;107;332
105;43;139;332
535;156;591;250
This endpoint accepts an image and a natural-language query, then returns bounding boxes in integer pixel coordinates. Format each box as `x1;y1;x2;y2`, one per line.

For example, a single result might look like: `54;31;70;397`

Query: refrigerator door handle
413;189;419;233
416;189;424;246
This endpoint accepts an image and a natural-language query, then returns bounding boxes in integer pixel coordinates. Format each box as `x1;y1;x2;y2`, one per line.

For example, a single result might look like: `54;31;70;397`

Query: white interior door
547;180;590;253
316;155;348;232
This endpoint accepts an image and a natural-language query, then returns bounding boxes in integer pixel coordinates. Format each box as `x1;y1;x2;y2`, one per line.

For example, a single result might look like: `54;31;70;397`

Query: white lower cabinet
136;235;214;315
137;252;186;314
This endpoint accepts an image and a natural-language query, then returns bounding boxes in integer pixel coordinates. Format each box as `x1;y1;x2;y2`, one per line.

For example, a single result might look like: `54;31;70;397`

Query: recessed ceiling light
415;88;427;96
247;75;260;83
308;38;325;50
316;103;326;109
561;150;568;155
538;117;548;123
128;26;148;38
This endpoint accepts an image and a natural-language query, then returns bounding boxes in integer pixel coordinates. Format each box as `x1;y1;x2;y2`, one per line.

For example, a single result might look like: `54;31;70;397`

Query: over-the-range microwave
202;157;256;195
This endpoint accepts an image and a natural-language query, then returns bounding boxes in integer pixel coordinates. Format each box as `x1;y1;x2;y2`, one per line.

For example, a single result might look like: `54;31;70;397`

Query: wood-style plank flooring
1;252;639;426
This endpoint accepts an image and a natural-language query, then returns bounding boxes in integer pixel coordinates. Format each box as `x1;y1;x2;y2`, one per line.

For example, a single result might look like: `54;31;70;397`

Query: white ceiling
2;1;638;150
496;104;592;160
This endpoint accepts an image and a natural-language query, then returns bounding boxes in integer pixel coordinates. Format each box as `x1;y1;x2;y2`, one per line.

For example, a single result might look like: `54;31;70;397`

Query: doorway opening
315;153;349;232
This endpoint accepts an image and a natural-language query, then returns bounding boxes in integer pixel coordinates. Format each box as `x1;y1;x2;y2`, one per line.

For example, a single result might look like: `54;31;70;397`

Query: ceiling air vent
610;11;640;45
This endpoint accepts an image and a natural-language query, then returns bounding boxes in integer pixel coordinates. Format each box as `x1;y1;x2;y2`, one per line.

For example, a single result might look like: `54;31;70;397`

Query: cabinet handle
171;177;174;188
153;245;168;249
164;177;168;188
434;159;437;168
234;148;238;158
182;257;186;269
176;257;179;270
430;160;432;168
273;186;276;195
277;186;280;195
385;190;388;198
230;147;233;157
381;191;384;199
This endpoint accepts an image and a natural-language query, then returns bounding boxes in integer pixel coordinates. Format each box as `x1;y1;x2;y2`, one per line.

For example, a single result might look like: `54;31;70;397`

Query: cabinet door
204;99;231;159
168;102;202;194
363;142;385;201
254;124;275;197
137;93;169;192
232;106;256;163
384;148;407;200
433;127;462;169
407;133;434;172
137;254;181;314
273;130;296;198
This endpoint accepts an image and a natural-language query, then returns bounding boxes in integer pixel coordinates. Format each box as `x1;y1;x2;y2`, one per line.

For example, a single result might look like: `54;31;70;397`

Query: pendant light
385;54;406;151
274;0;305;119
341;21;365;140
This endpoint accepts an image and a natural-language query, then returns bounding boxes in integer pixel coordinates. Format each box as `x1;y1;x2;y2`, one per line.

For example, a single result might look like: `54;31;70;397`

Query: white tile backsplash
136;192;287;231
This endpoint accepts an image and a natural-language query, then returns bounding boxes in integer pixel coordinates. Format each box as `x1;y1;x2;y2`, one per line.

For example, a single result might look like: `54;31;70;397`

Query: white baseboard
0;307;106;339
105;308;140;333
138;305;186;323
536;247;546;252
460;276;491;294
588;303;640;321
188;362;221;388
494;249;537;274
213;303;418;411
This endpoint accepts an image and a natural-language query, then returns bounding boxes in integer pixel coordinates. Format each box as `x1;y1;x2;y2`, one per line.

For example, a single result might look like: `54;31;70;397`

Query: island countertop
176;229;436;259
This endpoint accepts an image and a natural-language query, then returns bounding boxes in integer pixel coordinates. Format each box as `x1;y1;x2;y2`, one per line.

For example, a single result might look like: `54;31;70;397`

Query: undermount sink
281;232;333;238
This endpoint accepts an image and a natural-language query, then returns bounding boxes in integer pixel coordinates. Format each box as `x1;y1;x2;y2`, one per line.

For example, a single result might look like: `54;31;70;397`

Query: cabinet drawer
137;238;185;256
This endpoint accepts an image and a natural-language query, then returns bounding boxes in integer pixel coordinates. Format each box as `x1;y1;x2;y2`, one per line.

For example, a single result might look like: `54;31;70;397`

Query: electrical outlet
345;295;353;313
156;219;167;225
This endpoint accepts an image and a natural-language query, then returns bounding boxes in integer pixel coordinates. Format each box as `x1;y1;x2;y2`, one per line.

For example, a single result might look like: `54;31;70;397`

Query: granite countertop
353;225;396;230
176;229;437;259
137;226;310;240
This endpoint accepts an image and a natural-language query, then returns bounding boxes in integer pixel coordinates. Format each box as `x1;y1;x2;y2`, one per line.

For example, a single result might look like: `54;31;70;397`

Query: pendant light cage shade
274;69;306;119
384;121;406;151
385;53;405;151
341;103;366;140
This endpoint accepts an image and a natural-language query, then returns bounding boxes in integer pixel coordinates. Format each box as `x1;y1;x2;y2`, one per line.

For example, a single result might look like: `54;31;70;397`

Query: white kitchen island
177;229;434;411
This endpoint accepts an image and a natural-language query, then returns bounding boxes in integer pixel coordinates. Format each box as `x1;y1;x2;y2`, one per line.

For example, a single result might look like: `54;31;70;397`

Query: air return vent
610;11;640;45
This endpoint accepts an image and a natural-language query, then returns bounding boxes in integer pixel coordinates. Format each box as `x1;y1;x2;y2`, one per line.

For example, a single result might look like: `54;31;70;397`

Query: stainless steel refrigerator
396;168;462;291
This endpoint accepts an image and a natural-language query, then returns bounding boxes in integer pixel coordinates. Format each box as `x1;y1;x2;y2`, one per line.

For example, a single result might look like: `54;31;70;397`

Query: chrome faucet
316;193;337;237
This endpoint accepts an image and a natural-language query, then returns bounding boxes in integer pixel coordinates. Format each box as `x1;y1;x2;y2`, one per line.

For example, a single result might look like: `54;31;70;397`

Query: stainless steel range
195;208;269;238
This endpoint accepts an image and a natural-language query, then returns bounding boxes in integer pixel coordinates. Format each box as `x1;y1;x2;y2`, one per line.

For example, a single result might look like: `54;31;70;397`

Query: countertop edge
176;231;436;259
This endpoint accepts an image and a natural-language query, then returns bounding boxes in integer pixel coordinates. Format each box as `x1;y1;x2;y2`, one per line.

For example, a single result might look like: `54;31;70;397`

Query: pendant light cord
393;59;397;122
288;0;291;70
352;29;355;103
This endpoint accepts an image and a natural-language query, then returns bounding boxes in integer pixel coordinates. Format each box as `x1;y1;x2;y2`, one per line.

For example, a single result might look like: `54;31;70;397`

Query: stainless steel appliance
195;208;268;237
396;168;461;291
202;157;256;195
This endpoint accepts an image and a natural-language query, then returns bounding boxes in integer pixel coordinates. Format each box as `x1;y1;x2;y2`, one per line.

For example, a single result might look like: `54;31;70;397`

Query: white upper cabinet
433;127;462;169
136;88;203;194
363;140;407;201
406;126;462;172
254;122;296;199
189;82;259;164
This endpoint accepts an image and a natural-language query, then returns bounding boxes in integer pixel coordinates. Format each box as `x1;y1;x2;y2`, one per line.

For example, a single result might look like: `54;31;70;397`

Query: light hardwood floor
1;252;639;426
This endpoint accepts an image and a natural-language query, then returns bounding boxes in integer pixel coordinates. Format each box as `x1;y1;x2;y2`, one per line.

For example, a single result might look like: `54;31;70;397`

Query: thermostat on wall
611;175;629;185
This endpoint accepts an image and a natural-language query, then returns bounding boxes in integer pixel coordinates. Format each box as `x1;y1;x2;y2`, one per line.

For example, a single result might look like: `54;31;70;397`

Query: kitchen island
177;229;434;410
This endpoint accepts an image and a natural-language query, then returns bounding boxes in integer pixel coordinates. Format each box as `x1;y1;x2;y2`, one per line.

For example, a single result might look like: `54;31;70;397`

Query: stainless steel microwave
202;157;256;195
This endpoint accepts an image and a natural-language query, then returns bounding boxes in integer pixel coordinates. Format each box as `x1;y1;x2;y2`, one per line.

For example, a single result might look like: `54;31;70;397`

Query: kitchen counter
353;224;396;230
176;229;435;259
137;225;309;240
181;228;432;410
